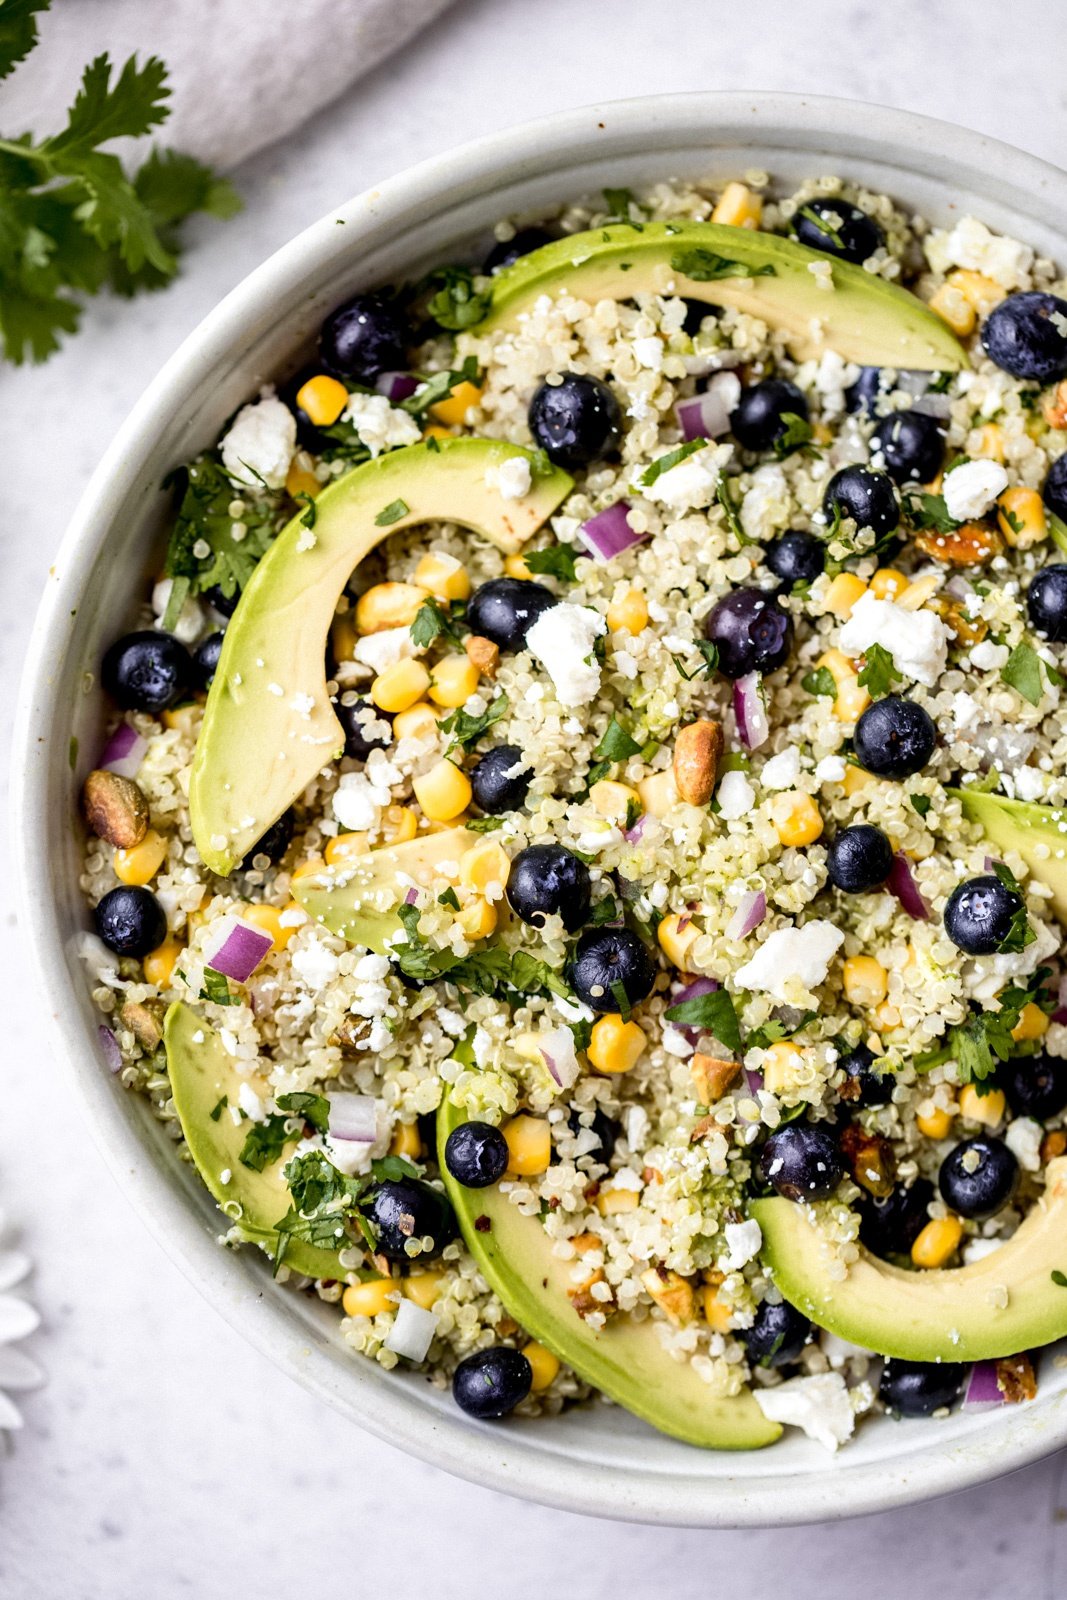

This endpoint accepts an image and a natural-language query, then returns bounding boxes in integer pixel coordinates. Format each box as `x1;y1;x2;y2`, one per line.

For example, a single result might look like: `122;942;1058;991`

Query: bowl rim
14;89;1067;1527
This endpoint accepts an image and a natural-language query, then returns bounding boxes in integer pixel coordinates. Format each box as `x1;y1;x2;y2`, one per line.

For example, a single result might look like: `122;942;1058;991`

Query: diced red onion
204;916;274;983
674;372;742;444
888;853;929;921
726;889;767;942
98;1024;123;1074
733;673;769;751
384;1298;439;1361
983;855;995;871
404;887;419;905
744;1066;763;1096
624;814;648;844
99;722;147;779
327;1092;378;1142
963;1361;1005;1410
578;501;644;562
375;371;419;403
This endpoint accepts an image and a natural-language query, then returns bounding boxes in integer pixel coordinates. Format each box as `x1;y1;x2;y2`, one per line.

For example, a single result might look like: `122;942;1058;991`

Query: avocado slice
753;1162;1067;1361
293;826;474;951
474;221;968;371
189;439;573;875
437;1097;780;1449
950;787;1067;922
164;1001;344;1278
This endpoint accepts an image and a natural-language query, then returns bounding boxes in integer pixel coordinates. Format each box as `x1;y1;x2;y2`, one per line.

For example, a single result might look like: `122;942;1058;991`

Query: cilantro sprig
670;247;775;282
856;643;902;700
162;456;287;606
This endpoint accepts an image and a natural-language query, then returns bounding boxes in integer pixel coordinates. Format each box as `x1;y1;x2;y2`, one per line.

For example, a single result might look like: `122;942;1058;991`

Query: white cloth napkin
4;0;457;168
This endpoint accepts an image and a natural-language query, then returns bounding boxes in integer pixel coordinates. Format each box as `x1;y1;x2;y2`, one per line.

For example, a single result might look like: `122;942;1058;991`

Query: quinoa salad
77;171;1067;1453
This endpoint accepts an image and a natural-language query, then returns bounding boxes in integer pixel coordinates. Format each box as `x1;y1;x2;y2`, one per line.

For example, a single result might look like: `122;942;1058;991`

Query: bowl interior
17;93;1067;1525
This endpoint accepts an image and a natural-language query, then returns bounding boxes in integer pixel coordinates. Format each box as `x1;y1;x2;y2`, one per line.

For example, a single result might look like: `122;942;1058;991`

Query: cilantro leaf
746;1012;816;1050
240;1114;300;1174
856;643;902;699
639;439;705;487
276;1091;331;1135
949;969;1052;1083
773;412;815;459
410;596;466;648
670;247;775;282
523;544;580;583
399;357;480;417
0;0;49;82
664;989;742;1054
162;455;286;602
1052;1271;1067;1288
716;475;757;547
1000;641;1044;707
424;266;491;330
672;640;720;681
802;667;837;698
439;692;508;752
591;717;643;764
904;491;959;534
910;794;932;818
374;498;409;527
199;969;237;1006
603;186;645;221
990;861;1036;955
795;204;844;250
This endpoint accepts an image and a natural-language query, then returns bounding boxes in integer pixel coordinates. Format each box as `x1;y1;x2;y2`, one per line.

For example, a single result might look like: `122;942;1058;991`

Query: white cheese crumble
150;577;203;644
486;456;532;501
962;1236;1005;1264
942;459;1009;522
524;602;607;708
1004;1116;1044;1172
353;625;416;674
928;215;1034;290
632;335;664;370
838;591;949;687
1013;766;1046;802
753;1372;855;1452
290;938;340;991
971;639;1010;672
220;396;296;489
718;1218;762;1271
236;1082;266;1123
717;770;756;820
813;755;847;784
735;921;844;1003
760;747;801;790
343;392;421;458
638;442;731;513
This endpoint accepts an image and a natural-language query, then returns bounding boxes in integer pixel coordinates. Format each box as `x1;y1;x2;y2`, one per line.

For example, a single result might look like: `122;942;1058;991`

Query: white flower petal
0;1391;23;1429
0;1251;31;1292
0;1296;40;1342
0;1347;45;1389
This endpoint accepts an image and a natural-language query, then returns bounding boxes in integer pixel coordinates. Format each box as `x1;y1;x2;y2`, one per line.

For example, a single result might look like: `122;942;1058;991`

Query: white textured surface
3;0;1067;1594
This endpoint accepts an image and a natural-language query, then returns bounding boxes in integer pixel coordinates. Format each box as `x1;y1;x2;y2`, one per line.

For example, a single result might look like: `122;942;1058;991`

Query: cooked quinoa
78;170;1067;1451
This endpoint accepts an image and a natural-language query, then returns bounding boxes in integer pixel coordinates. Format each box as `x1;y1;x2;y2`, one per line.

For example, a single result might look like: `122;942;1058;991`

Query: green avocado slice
293;826;474;951
437;1097;781;1450
164;1001;343;1279
473;221;968;371
949;787;1067;923
189;438;573;875
753;1160;1067;1362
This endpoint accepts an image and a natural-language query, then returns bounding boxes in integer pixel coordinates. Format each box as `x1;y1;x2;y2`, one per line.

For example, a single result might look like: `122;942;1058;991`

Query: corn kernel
296;374;349;427
402;1271;445;1309
523;1342;561;1392
702;1286;733;1333
389;1121;423;1159
711;181;762;230
422;422;452;440
929;282;976;337
431;380;483;427
770;790;823;847
504;552;533;580
143;936;182;987
286;462;321;501
241;902;298;951
113;828;168;886
392;701;441;741
657;911;700;971
342;1278;398;1318
330;612;357;663
459;841;510;893
640;1268;694;1324
911;1214;963;1269
834;677;872;723
762;1040;806;1095
371;659;431;713
356;582;428;634
457;895;497;940
161;704;199;736
869;567;908;600
589;779;641;825
596;1186;640;1216
413;758;471;822
843;762;876;795
503;1114;551;1175
817;648;859;687
290;855;325;881
1011;1000;1050;1042
970;422;1005;463
637;769;679;817
588;1014;648;1075
842;955;888;1007
824;572;868;618
998;486;1047;550
959;1083;1006;1127
947;268;1006;315
413;550;471;602
381;805;418;844
325;832;370;868
428;655;480;708
607;586;649;635
917;1103;953;1140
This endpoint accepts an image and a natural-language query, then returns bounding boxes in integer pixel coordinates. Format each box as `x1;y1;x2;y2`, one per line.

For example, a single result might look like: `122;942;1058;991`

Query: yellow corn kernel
113;828;168;886
422;422;453;441
641;1268;694;1325
897;573;942;612
1011;1000;1050;1042
356;581;428;634
330;611;357;663
812;420;834;447
637;769;679;817
762;1040;806;1095
342;1278;399;1318
503;1114;552;1175
835;677;872;723
711;181;762;230
392;701;442;742
588;1014;648;1075
324;832;370;868
869;567;908;600
431;380;483;427
290;855;325;881
842;955;888;1007
504;552;533;580
162;704;199;735
998;486;1047;550
702;1286;733;1333
382;806;418;844
589;779;641;824
390;1121;423;1159
371;659;431;713
816;648;859;688
929;282;976;337
522;1341;561;1392
428;655;480;708
824;572;868;618
911;1215;963;1270
657;911;700;971
413;550;471;603
607;587;649;635
241;902;298;951
596;1186;640;1216
874;1000;903;1034
402;1271;445;1309
971;422;1006;464
947;268;1006;315
413;758;471;822
843;761;876;796
917;1103;953;1140
459;840;510;893
770;790;823;848
456;895;497;941
959;1083;1006;1127
286;462;321;502
296;373;349;427
143;936;182;987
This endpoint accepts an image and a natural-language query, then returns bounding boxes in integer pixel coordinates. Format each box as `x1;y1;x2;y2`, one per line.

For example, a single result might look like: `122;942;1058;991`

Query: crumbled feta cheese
760;748;801;790
150;577;203;644
966;917;1059;1003
525;602;607;708
661;1026;694;1059
539;1024;580;1092
295;526;316;553
820;1331;871;1369
838;591;948;687
1004;1116;1043;1172
290;938;340;991
220;396;296;489
333;771;386;832
638;442;731;513
718;1218;762;1271
632;335;664;370
929;215;1034;290
236;1082;266;1123
735;920;844;1002
942;459;1009;522
813;755;847;784
753;1372;855;1452
962;1236;1004;1265
472;1027;493;1068
717;770;756;820
353;626;416;674
486;456;532;500
951;690;982;733
971;639;1010;672
343;392;421;458
1013;766;1046;802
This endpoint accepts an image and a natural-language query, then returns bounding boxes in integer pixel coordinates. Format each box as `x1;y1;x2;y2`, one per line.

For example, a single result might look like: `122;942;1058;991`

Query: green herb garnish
639;439;705;487
856;643;902;700
439;692;508;752
802;667;837;699
670;247;775;282
664;989;742;1054
523;543;581;583
1001;641;1044;707
424;266;491;330
374;498;409;527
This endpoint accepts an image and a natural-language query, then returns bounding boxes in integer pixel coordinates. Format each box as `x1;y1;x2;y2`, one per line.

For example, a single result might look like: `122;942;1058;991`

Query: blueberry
101;631;192;714
466;578;556;651
859;1177;934;1257
528;373;622;468
567;1107;620;1162
483;227;553;273
204;584;240;618
1027;565;1067;643
759;1123;843;1201
730;379;809;453
763;529;825;589
567;927;656;1015
452;1346;532;1419
826;824;894;893
682;298;717;335
853;696;936;778
506;844;591;932
192;631;224;690
470;744;531;814
742;1299;812;1368
793;198;885;265
943;874;1023;956
241;809;294;870
1001;1053;1067;1120
1044;455;1067;526
362;1178;456;1261
879;1359;967;1418
444;1121;510;1188
939;1134;1018;1220
320;292;409;383
704;587;794;679
845;366;890;417
94;885;167;958
335;696;391;760
823;466;899;537
839;1043;894;1108
981;292;1067;383
871;410;945;485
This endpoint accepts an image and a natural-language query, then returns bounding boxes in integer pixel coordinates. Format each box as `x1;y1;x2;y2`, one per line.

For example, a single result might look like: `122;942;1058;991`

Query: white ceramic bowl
15;92;1067;1526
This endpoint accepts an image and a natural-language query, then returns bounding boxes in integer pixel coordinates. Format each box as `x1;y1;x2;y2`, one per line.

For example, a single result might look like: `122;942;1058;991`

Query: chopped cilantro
672;639;720;681
716;475;757;547
589;896;621;926
773;412;815;459
1001;641;1044;707
439;692;508;752
802;667;837;698
410;597;466;648
746;1012;816;1050
374;498;409;527
199;969;237;1006
465;815;507;833
904;491;959;534
240;1114;300;1174
591;717;643;764
523;543;580;582
990;861;1036;955
670;247;775;282
1053;1270;1067;1288
609;979;633;1022
796;204;844;250
208;1094;228;1123
399;357;480;417
438;887;461;911
424;266;491;330
603;186;645;221
664;989;742;1054
276;1091;331;1135
639;439;705;486
162;456;287;605
949;970;1052;1083
856;643;902;700
910;793;932;818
